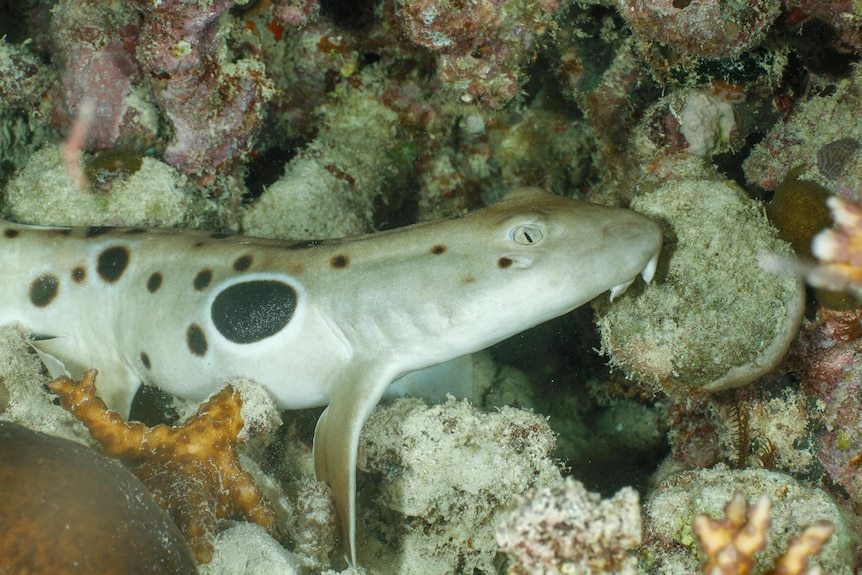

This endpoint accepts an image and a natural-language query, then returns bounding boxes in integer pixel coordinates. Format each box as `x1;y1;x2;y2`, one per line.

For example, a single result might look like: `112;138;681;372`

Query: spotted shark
0;187;661;564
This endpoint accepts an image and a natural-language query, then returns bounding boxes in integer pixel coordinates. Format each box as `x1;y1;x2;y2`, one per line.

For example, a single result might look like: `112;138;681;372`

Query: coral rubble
496;477;640;575
49;370;277;563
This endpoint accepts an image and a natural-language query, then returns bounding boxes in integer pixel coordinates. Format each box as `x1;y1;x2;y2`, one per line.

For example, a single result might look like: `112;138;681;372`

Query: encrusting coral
694;490;834;575
48;369;276;564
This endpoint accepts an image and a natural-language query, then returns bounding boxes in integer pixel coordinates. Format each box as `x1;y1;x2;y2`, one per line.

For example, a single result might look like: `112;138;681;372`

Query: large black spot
30;274;59;307
211;280;297;344
97;246;130;282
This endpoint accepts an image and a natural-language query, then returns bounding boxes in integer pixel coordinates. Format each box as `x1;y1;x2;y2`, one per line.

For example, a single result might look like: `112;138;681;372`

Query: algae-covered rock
643;465;857;574
357;397;560;574
3;144;197;227
595;179;804;397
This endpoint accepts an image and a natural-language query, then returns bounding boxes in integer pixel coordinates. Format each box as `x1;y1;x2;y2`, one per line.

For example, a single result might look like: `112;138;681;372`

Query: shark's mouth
609;250;660;302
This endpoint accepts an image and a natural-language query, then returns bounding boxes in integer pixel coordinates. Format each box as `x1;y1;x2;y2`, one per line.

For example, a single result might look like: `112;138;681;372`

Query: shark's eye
511;225;544;245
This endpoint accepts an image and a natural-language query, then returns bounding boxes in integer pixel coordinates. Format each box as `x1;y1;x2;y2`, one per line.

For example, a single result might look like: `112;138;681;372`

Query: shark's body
0;187;661;563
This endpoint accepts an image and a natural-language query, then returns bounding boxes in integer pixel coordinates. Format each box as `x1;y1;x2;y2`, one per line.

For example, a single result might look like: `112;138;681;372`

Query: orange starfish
49;369;276;563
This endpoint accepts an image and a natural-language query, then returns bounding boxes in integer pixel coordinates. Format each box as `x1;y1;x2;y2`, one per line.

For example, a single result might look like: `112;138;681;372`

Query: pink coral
616;0;781;59
133;0;273;175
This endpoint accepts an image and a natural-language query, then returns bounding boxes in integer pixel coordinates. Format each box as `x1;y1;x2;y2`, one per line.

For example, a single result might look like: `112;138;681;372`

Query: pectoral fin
29;336;140;416
313;371;390;566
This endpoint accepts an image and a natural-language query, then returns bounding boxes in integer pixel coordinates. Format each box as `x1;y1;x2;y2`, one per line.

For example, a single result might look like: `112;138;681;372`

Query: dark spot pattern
211;280;297;344
30;274;59;307
194;270;212;290
97;246;130;283
498;257;513;268
147;272;162;293
72;267;86;283
431;245;446;255
4;229;19;239
124;228;147;235
186;324;207;356
330;254;349;269
140;352;151;370
85;226;112;238
233;255;253;272
210;232;231;239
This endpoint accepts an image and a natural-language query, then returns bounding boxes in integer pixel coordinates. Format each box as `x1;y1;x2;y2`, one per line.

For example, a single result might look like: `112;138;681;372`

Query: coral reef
616;0;781;59
694;490;833;575
496;477;640;575
202;523;302;575
2;0;862;572
50;0;154;151
131;0;274;175
394;0;562;108
0;420;197;575
49;370;277;563
2;144;200;227
356;397;561;573
643;466;857;574
595;178;804;397
787;307;862;512
744;66;862;199
242;71;407;239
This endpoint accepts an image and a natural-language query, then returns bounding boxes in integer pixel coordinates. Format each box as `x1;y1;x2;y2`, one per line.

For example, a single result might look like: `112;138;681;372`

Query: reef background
2;0;862;573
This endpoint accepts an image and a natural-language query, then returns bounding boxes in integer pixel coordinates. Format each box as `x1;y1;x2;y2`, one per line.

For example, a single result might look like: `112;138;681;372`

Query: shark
0;187;661;564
